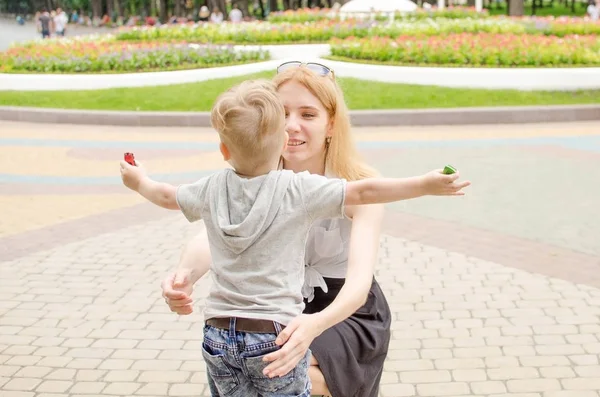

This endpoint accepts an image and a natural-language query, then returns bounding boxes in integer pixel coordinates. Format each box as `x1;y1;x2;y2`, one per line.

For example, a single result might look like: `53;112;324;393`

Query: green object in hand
442;165;457;175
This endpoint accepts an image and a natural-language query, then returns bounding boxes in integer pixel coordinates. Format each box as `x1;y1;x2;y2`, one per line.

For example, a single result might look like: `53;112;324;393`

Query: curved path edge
1;44;600;91
1;104;598;127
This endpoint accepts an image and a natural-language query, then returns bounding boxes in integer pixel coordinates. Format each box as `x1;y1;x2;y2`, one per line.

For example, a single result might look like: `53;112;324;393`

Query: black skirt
304;277;391;397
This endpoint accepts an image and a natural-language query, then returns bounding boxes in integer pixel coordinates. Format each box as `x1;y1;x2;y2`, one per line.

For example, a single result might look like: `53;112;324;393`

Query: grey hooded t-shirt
176;168;347;325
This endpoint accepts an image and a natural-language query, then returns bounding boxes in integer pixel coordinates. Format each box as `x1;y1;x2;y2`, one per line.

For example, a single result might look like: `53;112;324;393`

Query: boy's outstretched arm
345;169;471;206
120;160;180;210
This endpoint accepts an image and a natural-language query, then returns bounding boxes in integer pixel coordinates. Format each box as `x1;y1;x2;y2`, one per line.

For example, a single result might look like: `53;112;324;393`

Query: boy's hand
120;160;147;191
422;169;471;196
161;269;195;315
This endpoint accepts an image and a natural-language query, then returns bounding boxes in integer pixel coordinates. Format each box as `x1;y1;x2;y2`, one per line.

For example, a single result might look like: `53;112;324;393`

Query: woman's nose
285;114;300;133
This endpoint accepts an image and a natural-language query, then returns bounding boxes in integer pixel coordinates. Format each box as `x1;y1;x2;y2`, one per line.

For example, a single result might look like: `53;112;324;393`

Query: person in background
198;6;210;21
229;3;243;23
588;0;599;21
38;9;52;38
210;7;224;23
54;8;68;36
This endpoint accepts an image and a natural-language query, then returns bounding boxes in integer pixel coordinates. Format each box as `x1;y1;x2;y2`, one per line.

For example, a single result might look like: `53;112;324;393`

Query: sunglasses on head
276;61;334;78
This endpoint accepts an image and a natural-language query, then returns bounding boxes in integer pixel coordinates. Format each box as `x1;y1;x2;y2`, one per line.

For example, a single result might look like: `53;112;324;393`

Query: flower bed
267;7;332;23
115;19;528;44
522;16;600;36
0;39;269;73
329;34;600;67
266;6;488;23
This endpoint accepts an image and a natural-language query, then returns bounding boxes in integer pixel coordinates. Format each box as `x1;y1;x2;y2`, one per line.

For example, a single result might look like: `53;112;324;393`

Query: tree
508;0;524;15
236;0;250;17
91;0;101;17
159;0;167;21
210;0;227;18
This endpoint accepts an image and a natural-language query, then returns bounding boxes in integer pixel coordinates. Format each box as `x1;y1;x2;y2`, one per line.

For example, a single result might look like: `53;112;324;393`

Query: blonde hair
211;79;286;172
272;67;378;181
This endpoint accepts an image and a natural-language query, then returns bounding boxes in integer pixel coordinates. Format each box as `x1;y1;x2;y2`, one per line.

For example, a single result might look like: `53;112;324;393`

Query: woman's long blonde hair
272;67;379;181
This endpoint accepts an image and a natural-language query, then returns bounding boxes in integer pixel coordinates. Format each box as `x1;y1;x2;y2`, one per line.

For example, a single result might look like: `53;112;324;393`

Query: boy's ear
220;142;231;161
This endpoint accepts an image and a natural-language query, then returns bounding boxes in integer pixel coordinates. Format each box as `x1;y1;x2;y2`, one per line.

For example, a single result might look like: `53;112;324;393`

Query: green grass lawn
485;2;587;16
0;71;598;111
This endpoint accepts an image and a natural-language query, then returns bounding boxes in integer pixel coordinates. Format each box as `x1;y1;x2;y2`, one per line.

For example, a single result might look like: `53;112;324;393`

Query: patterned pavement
1;120;599;397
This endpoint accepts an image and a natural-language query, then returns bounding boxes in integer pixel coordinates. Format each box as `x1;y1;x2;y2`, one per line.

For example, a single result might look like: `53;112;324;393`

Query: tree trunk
256;0;265;17
237;0;250;16
91;0;102;18
221;0;228;18
115;0;124;17
268;0;277;12
508;0;524;15
106;0;113;19
175;0;182;16
159;0;167;22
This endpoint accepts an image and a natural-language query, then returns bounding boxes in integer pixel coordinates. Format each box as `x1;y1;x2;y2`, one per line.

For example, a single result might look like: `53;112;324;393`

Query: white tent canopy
339;0;418;13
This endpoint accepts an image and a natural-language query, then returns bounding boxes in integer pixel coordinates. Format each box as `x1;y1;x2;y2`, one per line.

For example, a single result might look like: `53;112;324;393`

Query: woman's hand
161;269;195;315
262;314;325;378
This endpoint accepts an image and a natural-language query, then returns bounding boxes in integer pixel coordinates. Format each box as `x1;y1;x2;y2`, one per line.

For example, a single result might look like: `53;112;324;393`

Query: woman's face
278;80;330;169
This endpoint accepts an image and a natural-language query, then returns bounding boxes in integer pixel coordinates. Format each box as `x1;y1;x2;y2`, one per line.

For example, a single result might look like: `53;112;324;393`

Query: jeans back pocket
202;342;239;395
242;347;296;393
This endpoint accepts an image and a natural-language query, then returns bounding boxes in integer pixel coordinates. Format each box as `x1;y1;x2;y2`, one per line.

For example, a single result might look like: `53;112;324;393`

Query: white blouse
277;163;352;302
302;216;352;302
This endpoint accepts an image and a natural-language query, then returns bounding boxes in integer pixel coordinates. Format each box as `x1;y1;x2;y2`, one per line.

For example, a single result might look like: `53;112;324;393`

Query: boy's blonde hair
272;67;379;181
211;79;286;171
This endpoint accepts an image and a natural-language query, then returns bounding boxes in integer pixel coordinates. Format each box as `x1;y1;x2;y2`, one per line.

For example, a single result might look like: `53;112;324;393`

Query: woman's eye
303;113;315;118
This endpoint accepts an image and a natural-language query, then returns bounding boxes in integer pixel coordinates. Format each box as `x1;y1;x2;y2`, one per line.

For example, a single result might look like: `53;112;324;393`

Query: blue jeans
202;318;311;397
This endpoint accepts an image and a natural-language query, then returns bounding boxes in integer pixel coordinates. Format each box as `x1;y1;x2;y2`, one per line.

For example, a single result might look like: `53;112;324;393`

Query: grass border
0;57;271;75
324;55;600;69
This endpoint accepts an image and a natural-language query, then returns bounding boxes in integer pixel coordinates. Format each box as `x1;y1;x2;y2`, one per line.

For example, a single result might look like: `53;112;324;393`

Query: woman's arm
177;227;212;285
161;227;212;315
262;203;384;377
312;203;383;327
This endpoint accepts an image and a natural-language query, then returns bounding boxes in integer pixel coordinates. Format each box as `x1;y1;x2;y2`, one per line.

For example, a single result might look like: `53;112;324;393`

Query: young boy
120;79;467;397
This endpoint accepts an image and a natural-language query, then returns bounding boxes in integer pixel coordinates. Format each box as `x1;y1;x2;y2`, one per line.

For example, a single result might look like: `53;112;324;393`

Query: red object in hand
124;152;137;166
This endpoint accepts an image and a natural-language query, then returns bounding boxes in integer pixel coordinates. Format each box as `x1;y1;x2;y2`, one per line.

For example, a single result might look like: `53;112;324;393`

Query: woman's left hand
262;314;324;378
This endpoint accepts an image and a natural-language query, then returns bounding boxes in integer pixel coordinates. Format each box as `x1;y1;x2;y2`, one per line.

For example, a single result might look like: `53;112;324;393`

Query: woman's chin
284;145;305;158
282;150;305;164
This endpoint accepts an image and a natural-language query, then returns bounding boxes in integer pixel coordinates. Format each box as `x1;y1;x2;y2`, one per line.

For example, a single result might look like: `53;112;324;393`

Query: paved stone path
1;120;599;396
0;18;112;51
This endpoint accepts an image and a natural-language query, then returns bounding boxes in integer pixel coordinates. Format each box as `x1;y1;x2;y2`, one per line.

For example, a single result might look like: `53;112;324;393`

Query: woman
164;62;386;396
162;62;468;396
